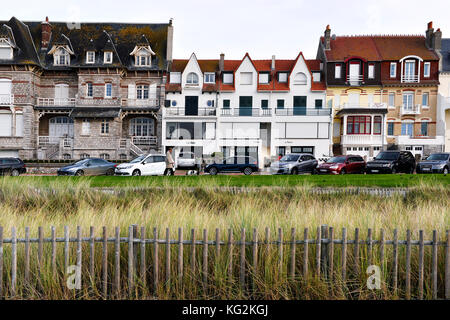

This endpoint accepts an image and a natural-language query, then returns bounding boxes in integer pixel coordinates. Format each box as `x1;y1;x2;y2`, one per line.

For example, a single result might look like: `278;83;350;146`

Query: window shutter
128;84;136;99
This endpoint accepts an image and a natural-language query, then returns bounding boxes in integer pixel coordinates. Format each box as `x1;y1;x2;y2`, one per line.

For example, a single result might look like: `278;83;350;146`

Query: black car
0;157;26;176
205;156;259;175
366;151;416;174
416;153;450;174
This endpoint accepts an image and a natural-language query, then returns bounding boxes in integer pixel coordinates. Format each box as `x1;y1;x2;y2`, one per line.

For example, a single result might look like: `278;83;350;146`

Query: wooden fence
0;225;448;299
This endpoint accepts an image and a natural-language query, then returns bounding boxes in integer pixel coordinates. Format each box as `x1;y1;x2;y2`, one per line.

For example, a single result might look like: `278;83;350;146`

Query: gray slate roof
441;39;450;72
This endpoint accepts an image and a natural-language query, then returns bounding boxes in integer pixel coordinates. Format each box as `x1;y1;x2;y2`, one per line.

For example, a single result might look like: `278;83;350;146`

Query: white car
115;154;174;176
176;152;197;169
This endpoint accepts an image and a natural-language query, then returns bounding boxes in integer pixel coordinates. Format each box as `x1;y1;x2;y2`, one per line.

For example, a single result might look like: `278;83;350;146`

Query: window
54;48;70;66
223;99;230;109
347;116;371;135
240;72;253;85
373;116;382;135
335;64;342;79
294;72;307;84
401;122;414;136
390;62;397;78
404;60;415;81
136;85;149;99
312;72;321;82
86;51;95;64
315;100;323;109
387;122;394;136
204;73;215;83
259;73;269;84
0;38;13;60
421;122;428;136
104;51;113;64
186;72;199;84
135;52;151;66
422;92;429;107
86;82;93;97
402;92;414;110
130;117;154;136
100;153;110;160
80;153;90;159
81;119;90;135
278;72;288;83
101;119;110;134
388;92;395;107
261;100;268;109
223;73;233;84
170;72;181;84
424;62;430;77
105;83;112;98
63;154;72;160
277;99;284;109
120;154;127;160
368;64;375;79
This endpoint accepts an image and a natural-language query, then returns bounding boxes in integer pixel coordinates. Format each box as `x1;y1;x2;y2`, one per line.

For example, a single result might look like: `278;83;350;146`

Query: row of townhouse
0;17;449;167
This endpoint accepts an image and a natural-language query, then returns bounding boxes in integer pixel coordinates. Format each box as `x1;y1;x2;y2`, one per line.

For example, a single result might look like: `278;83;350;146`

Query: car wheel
164;169;174;176
391;167;397;174
291;167;298;175
243;167;253;175
209;167;218;176
11;169;20;177
106;168;115;176
340;169;346;175
75;170;84;176
132;169;141;176
443;167;449;175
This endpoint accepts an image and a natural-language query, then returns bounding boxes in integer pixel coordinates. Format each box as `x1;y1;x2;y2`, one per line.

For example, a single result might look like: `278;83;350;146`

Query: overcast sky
2;0;450;60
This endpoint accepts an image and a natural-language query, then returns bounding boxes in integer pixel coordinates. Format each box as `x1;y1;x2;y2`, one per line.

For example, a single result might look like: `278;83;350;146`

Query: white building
438;39;450;152
163;52;332;168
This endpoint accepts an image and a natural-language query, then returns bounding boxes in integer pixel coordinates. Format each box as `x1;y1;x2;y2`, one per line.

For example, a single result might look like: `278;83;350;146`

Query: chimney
166;18;174;62
425;21;434;48
219;53;225;72
324;25;331;50
432;28;442;51
41;16;52;51
271;55;276;70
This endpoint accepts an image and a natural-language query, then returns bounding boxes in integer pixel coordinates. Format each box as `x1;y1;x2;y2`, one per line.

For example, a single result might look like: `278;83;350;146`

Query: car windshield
73;159;89;165
426;154;449;161
280;154;300;162
179;153;194;159
326;156;346;164
130;155;146;163
374;152;399;161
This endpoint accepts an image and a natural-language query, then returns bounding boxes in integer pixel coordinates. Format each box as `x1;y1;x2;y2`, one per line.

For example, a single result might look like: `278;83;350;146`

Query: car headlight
329;165;339;170
119;165;132;169
432;163;445;169
382;163;392;168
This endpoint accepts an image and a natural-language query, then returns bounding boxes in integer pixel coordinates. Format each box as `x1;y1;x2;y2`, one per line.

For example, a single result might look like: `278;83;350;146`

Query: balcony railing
121;98;159;107
0;94;13;105
220;108;272;117
275;108;331;116
38;136;61;146
165;107;216;116
346;75;363;86
401;75;419;83
131;136;157;146
340;102;387;109
341;134;383;145
400;104;421;115
36;98;76;107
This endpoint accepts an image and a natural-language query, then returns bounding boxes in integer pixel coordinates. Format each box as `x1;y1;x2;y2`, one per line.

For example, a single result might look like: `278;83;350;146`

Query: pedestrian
165;147;175;176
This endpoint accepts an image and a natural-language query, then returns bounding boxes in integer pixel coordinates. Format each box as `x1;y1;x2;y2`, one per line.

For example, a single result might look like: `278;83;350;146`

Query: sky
2;0;450;60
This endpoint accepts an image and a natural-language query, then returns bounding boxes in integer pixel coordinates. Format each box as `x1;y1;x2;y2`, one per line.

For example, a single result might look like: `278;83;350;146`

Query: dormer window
130;44;155;67
258;73;269;84
204;73;215;84
170;72;181;84
0;38;13;60
54;48;70;66
312;72;321;82
104;51;113;64
278;72;288;83
86;51;95;64
186;72;199;85
423;62;430;77
223;73;233;84
136;55;151;66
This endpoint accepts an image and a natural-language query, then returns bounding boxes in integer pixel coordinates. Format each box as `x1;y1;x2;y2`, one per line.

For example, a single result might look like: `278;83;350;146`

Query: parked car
270;153;318;175
57;158;116;176
115;154;174;176
366;151;415;174
316;155;365;174
176;152;198;170
0;158;26;176
205;156;258;175
416;153;450;174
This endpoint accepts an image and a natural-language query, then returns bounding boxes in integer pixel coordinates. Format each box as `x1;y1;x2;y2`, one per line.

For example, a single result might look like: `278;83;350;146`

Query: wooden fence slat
392;229;398;294
265;227;270;280
303;228;309;280
178;228;183;283
405;229;411;300
329;227;334;282
316;226;321;279
128;225;134;296
446;230;450;300
153;227;159;296
289;228;296;279
89;226;95;282
240;228;246;289
215;229;220;258
320;225;329;279
24;227;30;286
202;229;208;290
342;228;347;282
432;230;438;300
367;228;373;267
0;226;2;298
166;228;171;288
380;229;385;272
132;225;138;271
102;226;108;299
51;226;56;276
38;226;43;274
114;227;120;297
252;228;258;291
76;226;82;290
418;230;424;300
190;229;196;279
140;226;146;290
64;226;69;272
278;228;283;276
11;227;17;297
227;229;233;285
354;228;360;277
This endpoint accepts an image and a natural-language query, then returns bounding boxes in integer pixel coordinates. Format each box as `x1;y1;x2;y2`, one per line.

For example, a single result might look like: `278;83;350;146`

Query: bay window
373;116;382;135
347;116;371;135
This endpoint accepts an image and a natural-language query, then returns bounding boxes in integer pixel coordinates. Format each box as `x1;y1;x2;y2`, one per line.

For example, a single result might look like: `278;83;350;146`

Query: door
185;96;199;116
55;84;69;104
349;63;360;85
142;156;156;175
154;156;167;175
293;96;307;115
404;61;415;81
223;157;236;172
239;96;253;116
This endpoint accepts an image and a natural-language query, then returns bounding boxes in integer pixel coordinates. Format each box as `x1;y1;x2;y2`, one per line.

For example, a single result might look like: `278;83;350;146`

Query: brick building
0;17;173;160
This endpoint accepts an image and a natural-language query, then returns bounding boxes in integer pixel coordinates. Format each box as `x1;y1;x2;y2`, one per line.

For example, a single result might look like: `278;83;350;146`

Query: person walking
165;147;175;176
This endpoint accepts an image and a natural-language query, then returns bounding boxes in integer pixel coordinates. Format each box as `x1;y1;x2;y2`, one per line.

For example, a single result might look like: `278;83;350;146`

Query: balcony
396;135;444;146
165;107;216;117
401;75;419;83
121;98;159;108
340;103;387;109
36;98;76;107
400;104;421;116
341;134;383;145
131;136;157;146
275;108;331;116
0;94;13;105
346;75;363;86
220;108;272;117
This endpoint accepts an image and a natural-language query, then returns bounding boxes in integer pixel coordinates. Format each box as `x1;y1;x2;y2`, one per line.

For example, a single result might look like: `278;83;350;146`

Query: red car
316;155;366;174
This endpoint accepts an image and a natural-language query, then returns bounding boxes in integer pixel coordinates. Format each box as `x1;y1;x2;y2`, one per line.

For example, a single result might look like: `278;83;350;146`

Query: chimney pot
271;55;276;70
324;25;331;50
219;53;225;72
428;21;433;30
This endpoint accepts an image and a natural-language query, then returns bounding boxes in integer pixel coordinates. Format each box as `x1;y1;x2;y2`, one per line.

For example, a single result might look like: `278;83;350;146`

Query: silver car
270;153;318;175
176;152;198;169
57;158;116;176
416;153;450;174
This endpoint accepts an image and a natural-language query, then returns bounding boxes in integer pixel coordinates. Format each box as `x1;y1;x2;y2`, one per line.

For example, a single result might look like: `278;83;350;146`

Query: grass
12;173;450;188
0;177;448;299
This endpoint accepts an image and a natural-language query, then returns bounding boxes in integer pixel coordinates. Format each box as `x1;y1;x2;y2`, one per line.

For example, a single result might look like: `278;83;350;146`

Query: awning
69;107;121;118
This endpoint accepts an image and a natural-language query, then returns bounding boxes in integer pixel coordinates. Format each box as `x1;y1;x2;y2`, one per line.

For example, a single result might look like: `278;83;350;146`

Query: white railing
62;138;73;149
341;102;387;109
341;134;383;145
37;98;76;106
122;98;159;107
0;94;13;105
401;75;419;83
131;136;157;146
38;136;61;146
346;75;363;85
400;104;421;115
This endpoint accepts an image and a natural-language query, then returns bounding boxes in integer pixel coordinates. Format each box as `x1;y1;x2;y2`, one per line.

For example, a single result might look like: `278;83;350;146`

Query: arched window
100;153;110;160
80;153;90;159
129;117;155;136
63;154;72;160
119;153;127;160
186;72;199;84
294;72;307;85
